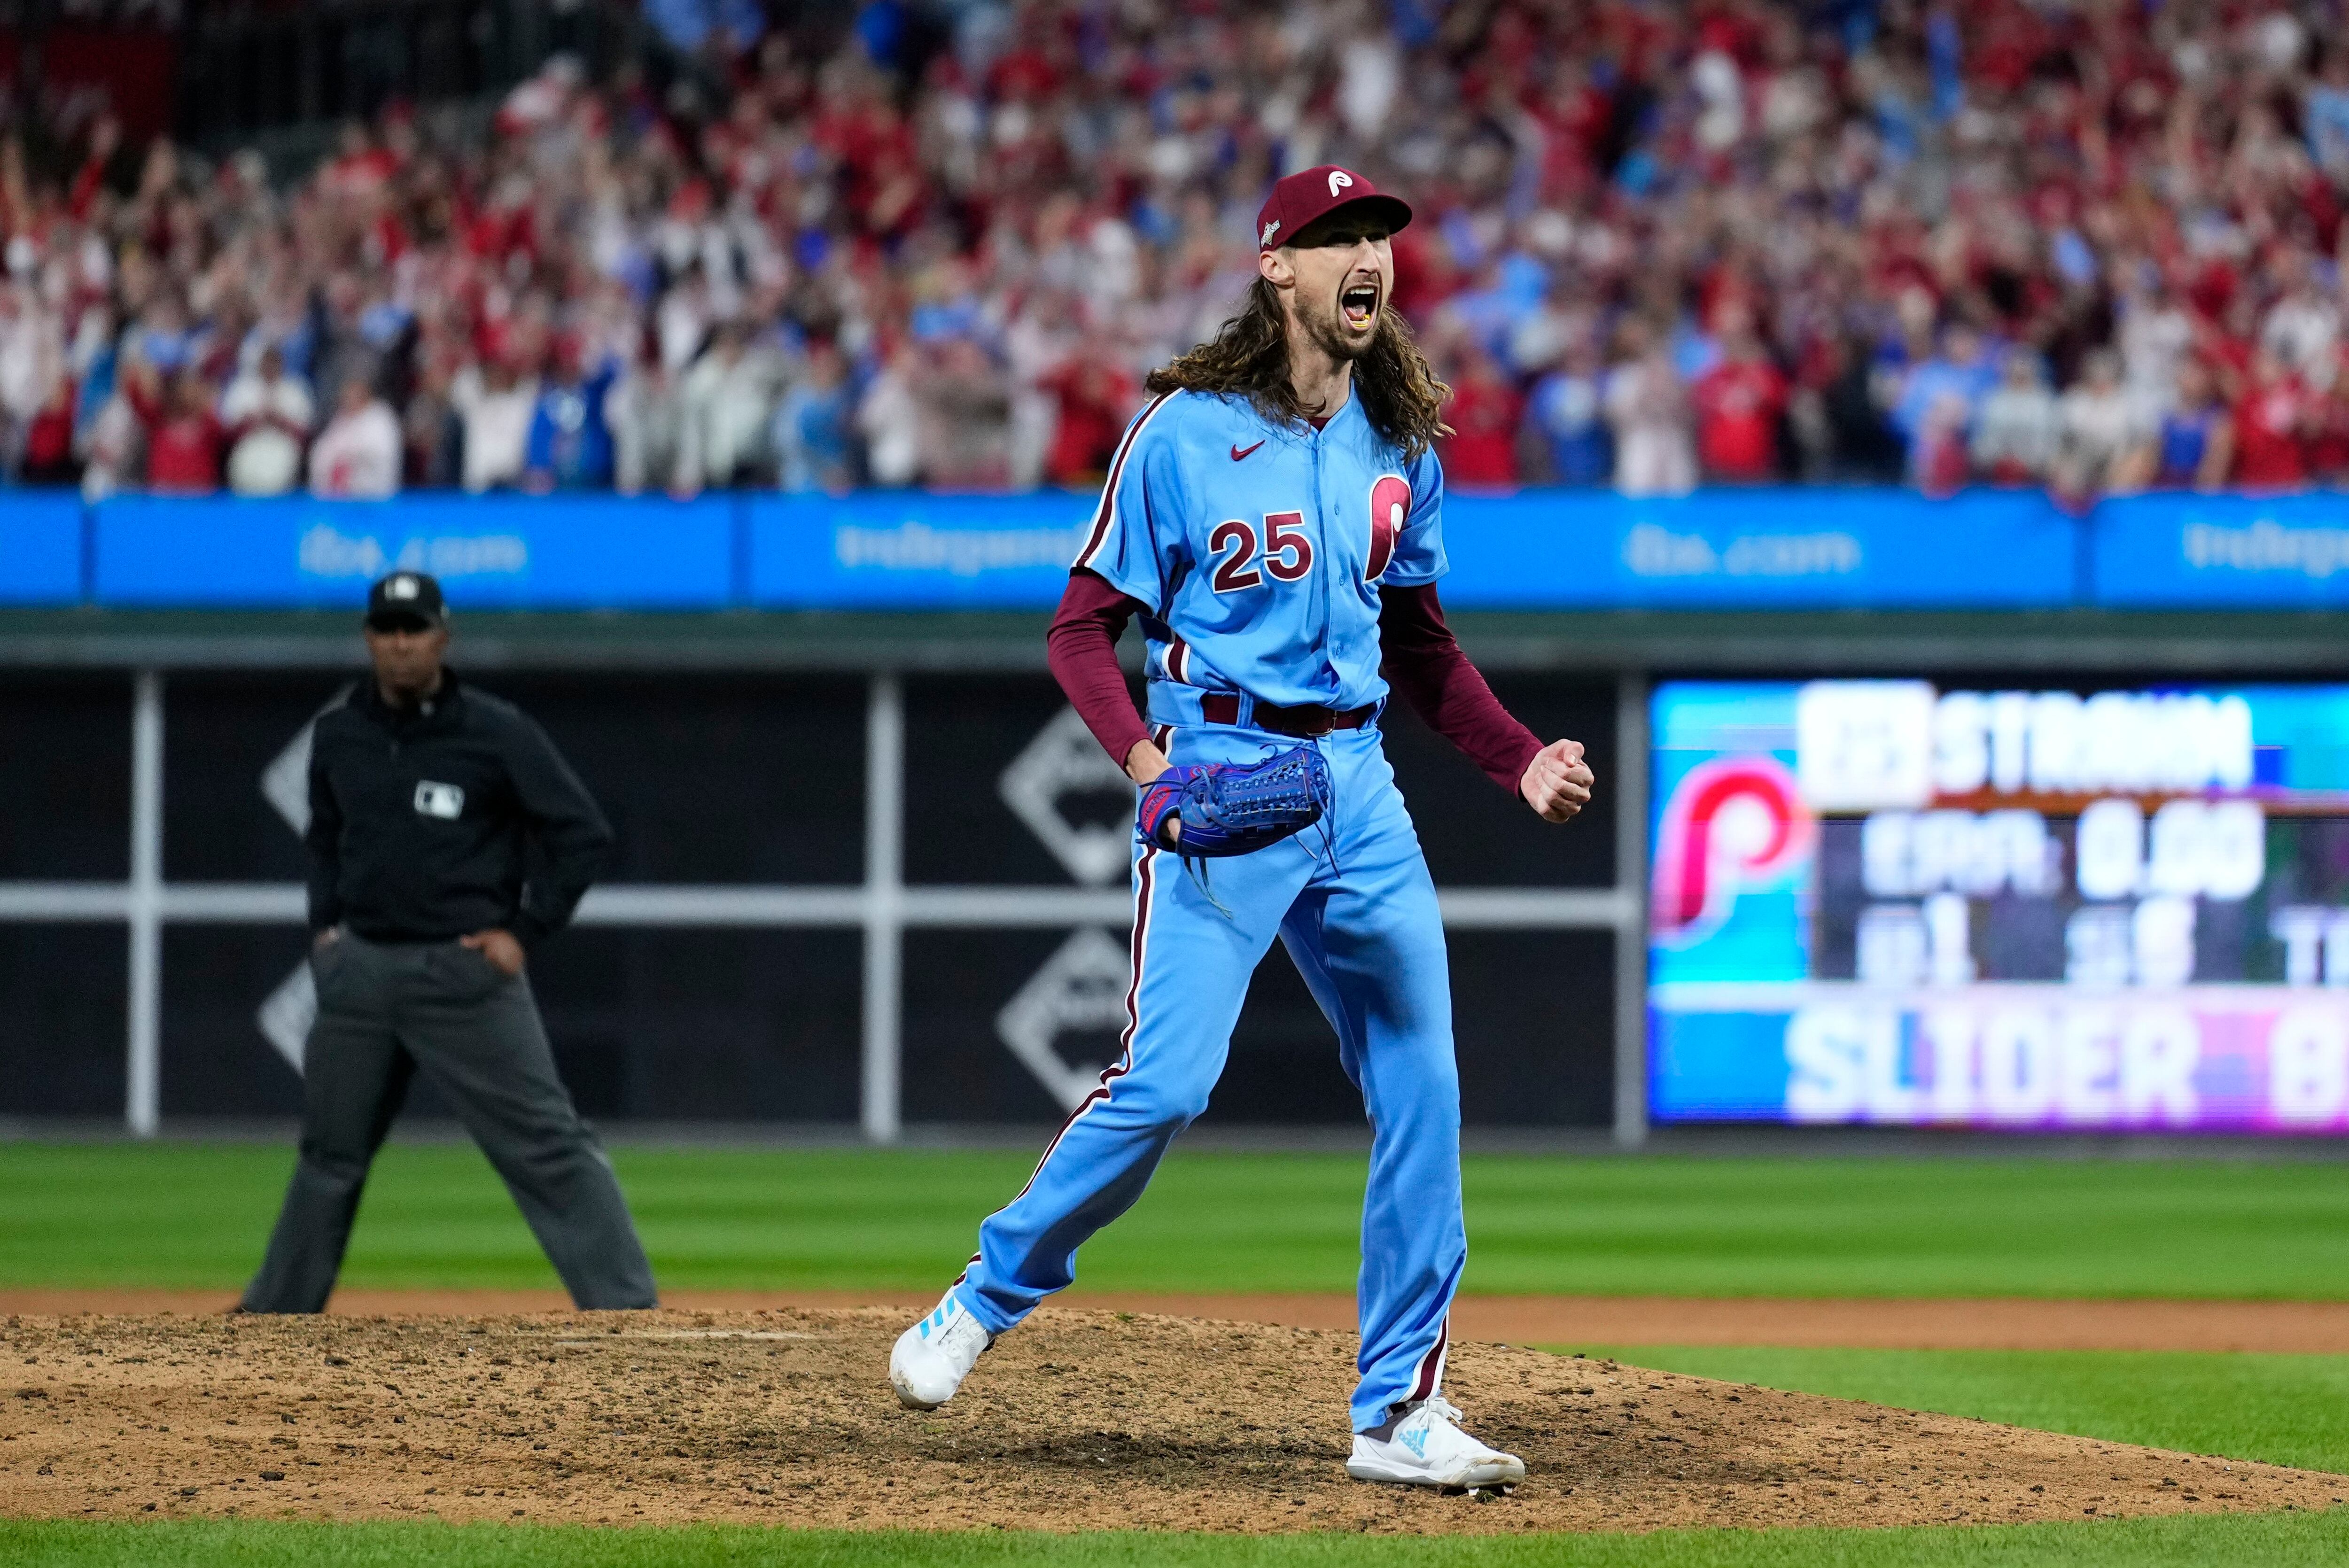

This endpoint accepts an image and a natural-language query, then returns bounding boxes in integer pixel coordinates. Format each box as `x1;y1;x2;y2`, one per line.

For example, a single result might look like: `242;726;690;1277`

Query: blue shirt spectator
1525;349;1613;486
1892;325;1999;446
74;330;118;446
774;342;857;494
2148;359;2229;489
1669;315;1723;386
524;357;618;490
2310;52;2349;176
1927;8;1964;123
644;0;763;55
1444;253;1551;364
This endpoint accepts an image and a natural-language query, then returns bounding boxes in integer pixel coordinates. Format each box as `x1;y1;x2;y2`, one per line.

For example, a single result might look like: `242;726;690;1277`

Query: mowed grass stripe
1567;1346;2349;1481
7;1514;2349;1567
6;1142;2349;1298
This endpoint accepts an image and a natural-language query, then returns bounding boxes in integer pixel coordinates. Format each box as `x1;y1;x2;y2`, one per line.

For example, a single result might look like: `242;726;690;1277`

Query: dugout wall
0;662;1632;1138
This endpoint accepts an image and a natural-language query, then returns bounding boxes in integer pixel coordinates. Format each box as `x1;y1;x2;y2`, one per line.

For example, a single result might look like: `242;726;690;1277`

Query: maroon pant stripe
999;842;1158;1206
1408;1317;1450;1403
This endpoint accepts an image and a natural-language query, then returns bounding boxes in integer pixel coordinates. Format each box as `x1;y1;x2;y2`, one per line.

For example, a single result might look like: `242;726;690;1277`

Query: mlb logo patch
413;781;465;820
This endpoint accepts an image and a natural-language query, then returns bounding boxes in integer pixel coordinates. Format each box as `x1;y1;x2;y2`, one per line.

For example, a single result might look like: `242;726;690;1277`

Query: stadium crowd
3;0;2349;505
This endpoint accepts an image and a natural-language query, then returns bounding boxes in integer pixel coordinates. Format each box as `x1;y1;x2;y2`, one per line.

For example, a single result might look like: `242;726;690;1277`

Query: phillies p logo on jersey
1367;475;1408;582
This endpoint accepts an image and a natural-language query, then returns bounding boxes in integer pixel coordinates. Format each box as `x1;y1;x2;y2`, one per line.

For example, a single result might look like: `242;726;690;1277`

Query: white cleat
889;1291;991;1409
1346;1398;1527;1490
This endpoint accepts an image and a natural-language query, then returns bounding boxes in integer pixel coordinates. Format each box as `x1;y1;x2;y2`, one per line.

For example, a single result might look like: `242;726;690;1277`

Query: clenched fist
1520;738;1595;823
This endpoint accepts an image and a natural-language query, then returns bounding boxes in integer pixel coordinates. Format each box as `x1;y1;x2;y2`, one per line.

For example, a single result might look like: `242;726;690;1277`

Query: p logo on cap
1254;164;1412;252
388;575;419;600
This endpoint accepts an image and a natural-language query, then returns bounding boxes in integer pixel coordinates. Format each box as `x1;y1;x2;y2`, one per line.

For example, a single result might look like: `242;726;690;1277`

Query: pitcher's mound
1;1308;2337;1534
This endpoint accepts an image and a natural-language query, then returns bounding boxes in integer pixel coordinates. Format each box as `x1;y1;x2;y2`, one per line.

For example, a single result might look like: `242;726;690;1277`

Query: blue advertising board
0;491;85;604
746;486;2084;613
31;483;2349;612
92;493;734;610
748;490;1095;609
2093;490;2349;607
1439;487;2078;608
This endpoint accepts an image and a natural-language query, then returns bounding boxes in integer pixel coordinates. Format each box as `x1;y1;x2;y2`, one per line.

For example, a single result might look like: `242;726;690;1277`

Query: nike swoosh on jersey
1230;440;1266;461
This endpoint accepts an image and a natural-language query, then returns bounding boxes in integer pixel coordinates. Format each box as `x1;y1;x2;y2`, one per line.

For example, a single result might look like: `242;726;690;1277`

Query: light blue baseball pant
952;717;1464;1432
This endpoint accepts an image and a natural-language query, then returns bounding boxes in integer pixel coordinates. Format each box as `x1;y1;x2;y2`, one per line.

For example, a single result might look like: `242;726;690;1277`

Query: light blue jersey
950;383;1475;1436
1073;388;1447;716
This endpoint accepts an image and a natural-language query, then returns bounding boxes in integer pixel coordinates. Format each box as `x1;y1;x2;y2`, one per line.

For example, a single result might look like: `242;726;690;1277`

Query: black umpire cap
365;571;448;631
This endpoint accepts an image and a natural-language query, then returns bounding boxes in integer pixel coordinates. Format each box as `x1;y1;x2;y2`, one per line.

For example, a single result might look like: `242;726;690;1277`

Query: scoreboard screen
1649;681;2349;1133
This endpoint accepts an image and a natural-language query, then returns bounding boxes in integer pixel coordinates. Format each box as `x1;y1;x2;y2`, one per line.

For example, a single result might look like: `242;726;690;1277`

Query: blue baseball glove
1136;745;1333;858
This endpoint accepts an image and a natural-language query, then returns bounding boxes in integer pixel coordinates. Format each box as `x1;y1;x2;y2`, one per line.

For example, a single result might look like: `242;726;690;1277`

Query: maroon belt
1199;692;1374;737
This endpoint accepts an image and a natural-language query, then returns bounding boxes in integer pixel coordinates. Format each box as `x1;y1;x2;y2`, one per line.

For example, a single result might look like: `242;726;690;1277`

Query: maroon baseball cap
1255;165;1413;251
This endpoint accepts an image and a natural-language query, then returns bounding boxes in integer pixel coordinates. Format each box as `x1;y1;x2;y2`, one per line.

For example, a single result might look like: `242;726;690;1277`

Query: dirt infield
10;1289;2349;1352
1;1308;2340;1534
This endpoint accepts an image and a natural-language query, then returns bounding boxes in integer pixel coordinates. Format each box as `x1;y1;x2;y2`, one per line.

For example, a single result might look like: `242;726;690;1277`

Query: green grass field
7;1140;2349;1298
7;1139;2349;1565
6;1512;2349;1568
1578;1347;2349;1478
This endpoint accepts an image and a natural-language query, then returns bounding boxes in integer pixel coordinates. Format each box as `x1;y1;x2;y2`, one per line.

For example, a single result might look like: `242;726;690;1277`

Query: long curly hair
1144;278;1453;460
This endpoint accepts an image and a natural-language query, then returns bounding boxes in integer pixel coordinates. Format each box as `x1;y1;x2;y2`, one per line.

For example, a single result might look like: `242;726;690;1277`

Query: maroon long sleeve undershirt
1046;569;1543;799
1045;569;1155;769
1376;579;1547;796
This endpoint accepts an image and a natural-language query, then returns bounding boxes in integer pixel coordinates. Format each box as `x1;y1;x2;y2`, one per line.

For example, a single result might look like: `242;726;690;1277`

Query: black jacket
306;671;612;947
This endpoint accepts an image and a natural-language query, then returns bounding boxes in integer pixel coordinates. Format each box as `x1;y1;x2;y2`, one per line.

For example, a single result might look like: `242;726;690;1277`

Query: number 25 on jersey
1207;475;1410;594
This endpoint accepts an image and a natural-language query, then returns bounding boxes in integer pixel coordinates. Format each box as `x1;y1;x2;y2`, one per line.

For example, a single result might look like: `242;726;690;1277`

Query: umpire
241;570;657;1313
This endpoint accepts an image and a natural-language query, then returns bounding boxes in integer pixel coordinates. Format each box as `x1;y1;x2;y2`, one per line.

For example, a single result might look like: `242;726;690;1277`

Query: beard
1296;293;1377;365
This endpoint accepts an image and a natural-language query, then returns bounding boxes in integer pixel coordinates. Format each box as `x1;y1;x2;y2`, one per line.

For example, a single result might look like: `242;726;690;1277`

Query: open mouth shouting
1341;279;1380;332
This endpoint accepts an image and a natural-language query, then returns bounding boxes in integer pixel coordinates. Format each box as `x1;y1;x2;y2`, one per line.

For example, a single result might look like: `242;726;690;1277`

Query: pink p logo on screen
1651;756;1814;938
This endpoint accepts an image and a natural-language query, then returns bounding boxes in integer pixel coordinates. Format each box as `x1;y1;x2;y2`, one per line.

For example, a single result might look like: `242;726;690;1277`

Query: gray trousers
241;932;658;1313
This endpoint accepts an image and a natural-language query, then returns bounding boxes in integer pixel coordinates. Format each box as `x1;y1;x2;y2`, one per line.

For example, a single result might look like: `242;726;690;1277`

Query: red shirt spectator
20;375;77;484
2232;355;2309;488
1690;335;1788;481
66;115;122;220
989;46;1063;103
2305;344;2349;480
1535;64;1611;197
1439;351;1523;485
322;125;399;197
1043;359;1134;486
145;372;225;493
1910;393;1975;498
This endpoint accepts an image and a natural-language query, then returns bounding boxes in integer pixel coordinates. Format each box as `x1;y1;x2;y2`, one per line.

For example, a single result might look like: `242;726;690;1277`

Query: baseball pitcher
889;166;1594;1490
